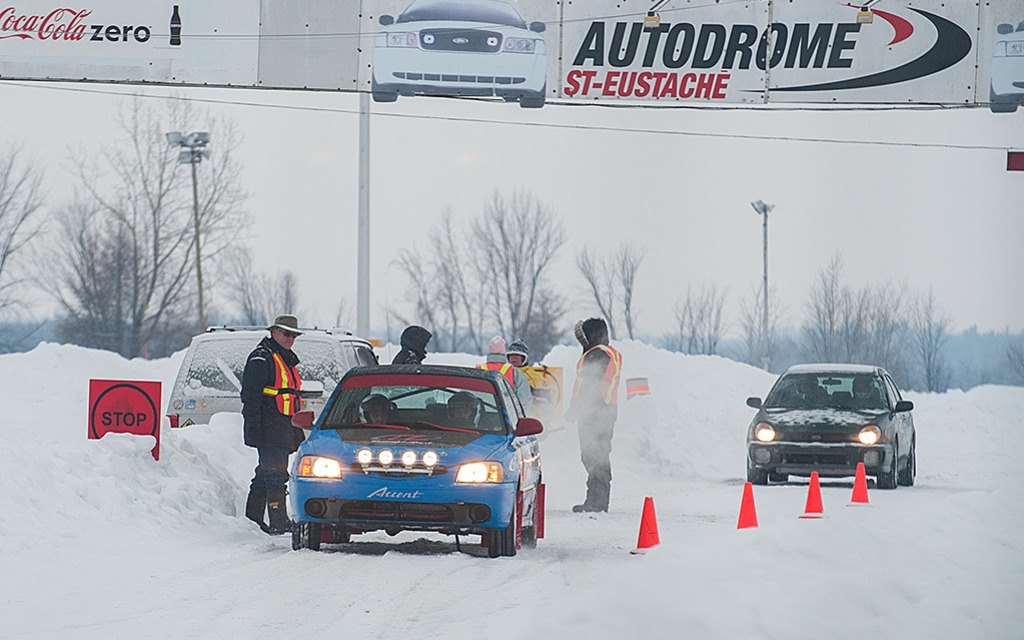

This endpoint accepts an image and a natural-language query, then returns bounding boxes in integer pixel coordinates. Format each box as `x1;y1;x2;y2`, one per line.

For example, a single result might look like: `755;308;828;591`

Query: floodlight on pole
167;130;210;333
750;199;774;371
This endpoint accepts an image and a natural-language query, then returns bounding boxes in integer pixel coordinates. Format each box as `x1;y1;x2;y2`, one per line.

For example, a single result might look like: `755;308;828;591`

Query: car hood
300;427;508;463
761;408;886;430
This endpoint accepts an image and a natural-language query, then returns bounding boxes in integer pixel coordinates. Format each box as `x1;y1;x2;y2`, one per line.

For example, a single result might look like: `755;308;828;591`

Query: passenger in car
795;377;828;408
853;377;884;409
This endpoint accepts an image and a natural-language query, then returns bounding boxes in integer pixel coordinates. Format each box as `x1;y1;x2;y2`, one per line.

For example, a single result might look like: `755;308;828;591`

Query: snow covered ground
1;341;1021;639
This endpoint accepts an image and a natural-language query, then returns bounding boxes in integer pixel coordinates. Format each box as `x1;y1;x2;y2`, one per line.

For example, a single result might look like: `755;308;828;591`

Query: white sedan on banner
372;0;548;108
991;18;1024;112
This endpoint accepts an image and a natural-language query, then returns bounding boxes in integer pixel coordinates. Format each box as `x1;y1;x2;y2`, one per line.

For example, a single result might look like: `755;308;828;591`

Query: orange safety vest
572;344;622;405
262;351;302;416
478;361;516;386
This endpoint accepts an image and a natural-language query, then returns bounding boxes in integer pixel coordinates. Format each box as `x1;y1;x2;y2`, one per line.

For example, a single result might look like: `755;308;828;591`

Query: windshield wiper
412;420;479;434
323;421;410;431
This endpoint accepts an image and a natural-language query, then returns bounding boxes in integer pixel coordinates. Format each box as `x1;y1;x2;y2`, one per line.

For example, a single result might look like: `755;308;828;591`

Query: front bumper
748;442;893;478
288;473;516;532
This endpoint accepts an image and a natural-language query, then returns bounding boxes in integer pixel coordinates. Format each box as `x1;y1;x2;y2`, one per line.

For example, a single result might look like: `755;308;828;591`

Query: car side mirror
894;400;914;413
299;380;324;398
746;397;762;409
291;411;315;429
515;417;543;437
530;21;546;33
379;14;394;26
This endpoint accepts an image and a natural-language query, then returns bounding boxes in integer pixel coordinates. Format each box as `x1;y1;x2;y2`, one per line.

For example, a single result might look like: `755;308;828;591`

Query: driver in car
361;394;394;424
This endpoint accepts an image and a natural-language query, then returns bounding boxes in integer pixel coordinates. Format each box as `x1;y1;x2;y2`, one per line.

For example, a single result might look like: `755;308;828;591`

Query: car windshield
764;373;887;411
319;373;508;434
396;0;527;28
181;335;343;395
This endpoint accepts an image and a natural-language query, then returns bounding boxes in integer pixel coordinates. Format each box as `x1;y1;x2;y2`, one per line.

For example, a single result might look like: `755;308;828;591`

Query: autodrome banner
0;1;1020;112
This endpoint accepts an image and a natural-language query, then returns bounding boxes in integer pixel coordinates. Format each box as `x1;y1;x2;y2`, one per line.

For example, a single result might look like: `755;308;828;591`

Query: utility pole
166;131;210;333
750;199;774;371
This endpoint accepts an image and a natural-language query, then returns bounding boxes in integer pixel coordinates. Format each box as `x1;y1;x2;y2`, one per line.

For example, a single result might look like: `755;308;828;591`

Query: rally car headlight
378;449;394;466
754;423;776;442
456;461;503;483
298;456;343;479
401;450;417;467
356;448;373;465
858;425;882;445
422;450;439;467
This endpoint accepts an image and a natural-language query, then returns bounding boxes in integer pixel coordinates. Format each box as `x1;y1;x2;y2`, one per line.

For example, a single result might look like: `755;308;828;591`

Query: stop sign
89;379;162;460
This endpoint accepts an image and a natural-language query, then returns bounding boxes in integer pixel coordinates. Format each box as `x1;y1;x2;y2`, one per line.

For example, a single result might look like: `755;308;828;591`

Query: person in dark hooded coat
392;325;432;364
566;317;623;513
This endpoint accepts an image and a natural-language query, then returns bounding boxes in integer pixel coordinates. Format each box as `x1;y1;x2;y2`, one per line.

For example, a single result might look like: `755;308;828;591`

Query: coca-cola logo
0;7;91;41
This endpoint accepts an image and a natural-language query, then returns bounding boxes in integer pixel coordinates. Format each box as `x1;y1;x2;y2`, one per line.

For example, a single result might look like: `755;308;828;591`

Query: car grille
392;71;527;85
779;432;854;443
421;28;501;53
783;452;852;466
340;500;454;522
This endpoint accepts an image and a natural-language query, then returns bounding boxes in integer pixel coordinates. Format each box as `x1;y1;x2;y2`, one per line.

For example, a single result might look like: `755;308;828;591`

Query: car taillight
168;414;179;429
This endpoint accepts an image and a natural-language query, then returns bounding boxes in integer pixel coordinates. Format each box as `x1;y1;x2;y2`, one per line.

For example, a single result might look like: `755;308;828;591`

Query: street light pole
750;199;775;371
166;131;210;334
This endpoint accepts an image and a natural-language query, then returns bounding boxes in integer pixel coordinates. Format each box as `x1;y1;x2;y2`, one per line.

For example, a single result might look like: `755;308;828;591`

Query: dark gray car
745;364;916;489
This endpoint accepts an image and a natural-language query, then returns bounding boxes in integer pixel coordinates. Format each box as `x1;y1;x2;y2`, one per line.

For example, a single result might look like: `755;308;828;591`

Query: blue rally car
288;364;544;557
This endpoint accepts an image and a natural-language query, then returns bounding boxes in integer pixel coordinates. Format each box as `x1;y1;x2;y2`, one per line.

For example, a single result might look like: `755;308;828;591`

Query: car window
397;0;527;28
496;375;521;428
182;339;253;394
765;372;885;410
295;338;345;392
352;344;378;367
882;374;902;407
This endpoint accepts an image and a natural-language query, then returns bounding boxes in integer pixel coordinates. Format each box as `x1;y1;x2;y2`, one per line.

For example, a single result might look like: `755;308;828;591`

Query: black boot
245;489;269;533
266;490;292;535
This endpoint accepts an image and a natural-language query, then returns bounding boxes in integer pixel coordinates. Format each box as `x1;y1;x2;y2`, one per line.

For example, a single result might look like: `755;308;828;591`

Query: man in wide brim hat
268;314;302;335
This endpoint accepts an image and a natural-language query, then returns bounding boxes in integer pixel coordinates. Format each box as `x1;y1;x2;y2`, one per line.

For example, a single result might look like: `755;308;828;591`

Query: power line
0;79;1014;152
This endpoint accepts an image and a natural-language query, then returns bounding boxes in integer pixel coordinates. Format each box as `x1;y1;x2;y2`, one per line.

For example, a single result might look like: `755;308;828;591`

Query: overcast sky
2;80;1022;341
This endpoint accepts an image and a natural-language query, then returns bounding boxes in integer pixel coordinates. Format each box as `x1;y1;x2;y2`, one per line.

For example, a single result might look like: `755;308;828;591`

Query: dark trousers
578;410;616;510
246;445;290;527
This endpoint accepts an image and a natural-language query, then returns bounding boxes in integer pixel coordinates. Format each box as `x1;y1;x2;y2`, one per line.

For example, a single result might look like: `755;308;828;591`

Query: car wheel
747;462;768;486
898;438;916;487
487;492;519;558
769;472;788;483
372;80;398;103
292;521;322;551
876;446;898;490
989;86;1019;113
519;93;546;109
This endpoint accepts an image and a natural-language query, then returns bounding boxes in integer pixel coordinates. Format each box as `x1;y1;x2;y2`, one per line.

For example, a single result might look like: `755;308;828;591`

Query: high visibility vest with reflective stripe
478;362;516;386
262;351;302;416
573;345;623;405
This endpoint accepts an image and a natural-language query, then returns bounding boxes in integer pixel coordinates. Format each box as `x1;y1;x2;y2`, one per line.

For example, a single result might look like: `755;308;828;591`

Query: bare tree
670;283;728;355
738;282;782;367
616;243;645;339
0;143;45;315
576;247;616;338
909;289;951;391
472;189;566;345
224;247;300;325
393;211;486;352
801;254;910;378
44;97;248;357
802;254;844;361
1006;338;1024;385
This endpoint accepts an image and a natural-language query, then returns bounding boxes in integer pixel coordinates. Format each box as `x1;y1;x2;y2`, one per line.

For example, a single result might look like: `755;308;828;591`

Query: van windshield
183;336;344;395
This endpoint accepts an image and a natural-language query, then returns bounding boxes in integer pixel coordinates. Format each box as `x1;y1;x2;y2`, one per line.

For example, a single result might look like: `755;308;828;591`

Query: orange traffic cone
737;482;758;529
630;496;660;555
848;462;870;506
799;471;824;519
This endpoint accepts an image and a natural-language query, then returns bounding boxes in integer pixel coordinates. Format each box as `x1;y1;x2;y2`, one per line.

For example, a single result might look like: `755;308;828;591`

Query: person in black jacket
392;325;432;364
241;314;306;535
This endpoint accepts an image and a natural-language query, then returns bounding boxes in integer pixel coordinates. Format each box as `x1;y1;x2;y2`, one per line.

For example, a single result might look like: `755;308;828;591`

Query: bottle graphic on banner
170;5;181;46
